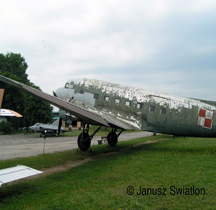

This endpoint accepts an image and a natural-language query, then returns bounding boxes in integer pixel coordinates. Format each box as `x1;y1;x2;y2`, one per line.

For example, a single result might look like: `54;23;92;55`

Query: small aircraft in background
29;119;65;137
1;75;216;152
0;89;22;118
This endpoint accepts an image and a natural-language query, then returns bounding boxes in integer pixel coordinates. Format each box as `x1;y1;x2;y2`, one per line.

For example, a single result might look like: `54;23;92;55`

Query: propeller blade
53;91;57;97
58;117;62;135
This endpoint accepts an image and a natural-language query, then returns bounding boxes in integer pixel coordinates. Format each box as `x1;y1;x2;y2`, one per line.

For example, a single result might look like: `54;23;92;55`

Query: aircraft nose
55;87;68;99
55;88;63;98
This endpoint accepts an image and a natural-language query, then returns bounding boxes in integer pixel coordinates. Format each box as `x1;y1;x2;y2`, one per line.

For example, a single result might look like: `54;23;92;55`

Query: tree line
0;52;53;132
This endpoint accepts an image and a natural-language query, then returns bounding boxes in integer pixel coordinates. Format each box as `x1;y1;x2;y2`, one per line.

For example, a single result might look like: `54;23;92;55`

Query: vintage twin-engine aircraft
0;89;22;118
0;75;216;151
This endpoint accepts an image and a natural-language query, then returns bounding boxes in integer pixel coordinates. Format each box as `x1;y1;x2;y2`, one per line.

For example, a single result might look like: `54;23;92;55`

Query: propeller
52;91;57;97
52;90;63;135
58;117;62;135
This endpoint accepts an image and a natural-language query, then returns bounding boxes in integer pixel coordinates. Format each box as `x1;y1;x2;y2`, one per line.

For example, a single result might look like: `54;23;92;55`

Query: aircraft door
147;104;157;125
156;107;167;127
147;104;167;127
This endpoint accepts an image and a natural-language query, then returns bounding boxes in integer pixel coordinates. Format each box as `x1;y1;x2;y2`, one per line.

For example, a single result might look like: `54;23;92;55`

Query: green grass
0;135;216;209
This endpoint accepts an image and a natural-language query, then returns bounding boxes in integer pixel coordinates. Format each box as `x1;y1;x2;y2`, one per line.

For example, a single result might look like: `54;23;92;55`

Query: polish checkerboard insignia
197;109;214;129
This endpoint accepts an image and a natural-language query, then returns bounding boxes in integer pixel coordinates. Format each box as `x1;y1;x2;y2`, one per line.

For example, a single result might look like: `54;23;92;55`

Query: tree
24;84;53;132
0;52;28;83
0;52;53;130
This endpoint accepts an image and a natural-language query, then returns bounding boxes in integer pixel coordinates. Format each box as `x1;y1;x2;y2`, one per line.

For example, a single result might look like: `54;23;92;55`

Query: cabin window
149;106;155;112
94;93;99;99
160;108;166;114
126;101;131;106
115;99;120;104
65;83;69;89
137;103;143;109
80;90;84;94
104;96;109;101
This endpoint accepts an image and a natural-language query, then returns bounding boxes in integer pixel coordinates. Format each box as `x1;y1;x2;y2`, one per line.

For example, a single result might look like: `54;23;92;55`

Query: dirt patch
4;139;161;186
41;139;160;175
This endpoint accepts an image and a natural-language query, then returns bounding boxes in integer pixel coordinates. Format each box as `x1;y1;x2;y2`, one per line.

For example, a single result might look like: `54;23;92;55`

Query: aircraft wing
102;113;139;130
0;109;22;117
0;75;108;127
0;165;42;187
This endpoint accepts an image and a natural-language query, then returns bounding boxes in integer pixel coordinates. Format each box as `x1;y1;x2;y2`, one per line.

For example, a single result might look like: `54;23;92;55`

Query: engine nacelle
59;109;77;126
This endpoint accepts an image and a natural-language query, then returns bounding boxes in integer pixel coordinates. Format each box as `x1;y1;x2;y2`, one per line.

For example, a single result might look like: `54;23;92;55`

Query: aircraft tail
51;119;59;126
0;89;4;109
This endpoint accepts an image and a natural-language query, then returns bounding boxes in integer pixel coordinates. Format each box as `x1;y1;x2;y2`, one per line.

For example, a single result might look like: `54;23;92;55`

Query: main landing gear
107;128;124;147
77;124;101;151
77;125;124;151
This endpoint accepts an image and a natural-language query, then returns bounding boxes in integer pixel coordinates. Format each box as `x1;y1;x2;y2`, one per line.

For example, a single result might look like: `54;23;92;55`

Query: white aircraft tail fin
51;119;59;126
0;89;4;109
0;165;43;187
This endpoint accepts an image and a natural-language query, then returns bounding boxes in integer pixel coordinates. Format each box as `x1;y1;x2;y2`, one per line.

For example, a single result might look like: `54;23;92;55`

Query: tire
77;133;91;151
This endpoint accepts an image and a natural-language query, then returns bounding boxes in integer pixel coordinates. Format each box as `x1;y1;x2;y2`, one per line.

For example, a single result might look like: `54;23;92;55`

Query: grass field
0;135;216;210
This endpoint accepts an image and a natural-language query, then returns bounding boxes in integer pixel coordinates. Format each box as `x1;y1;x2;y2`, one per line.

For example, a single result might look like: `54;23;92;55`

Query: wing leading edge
0;75;108;127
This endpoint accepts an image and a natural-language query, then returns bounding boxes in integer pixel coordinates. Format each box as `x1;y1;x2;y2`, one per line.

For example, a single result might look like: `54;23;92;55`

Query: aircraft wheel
107;131;118;147
77;133;91;151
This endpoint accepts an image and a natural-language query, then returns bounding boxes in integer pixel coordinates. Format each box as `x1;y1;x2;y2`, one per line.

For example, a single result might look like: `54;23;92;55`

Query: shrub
0;120;12;134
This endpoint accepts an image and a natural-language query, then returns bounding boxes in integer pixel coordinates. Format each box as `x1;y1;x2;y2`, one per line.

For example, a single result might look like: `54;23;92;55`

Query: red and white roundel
197;109;214;129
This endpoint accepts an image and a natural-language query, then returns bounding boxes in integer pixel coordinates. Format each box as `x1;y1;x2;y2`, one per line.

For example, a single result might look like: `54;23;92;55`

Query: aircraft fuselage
55;78;216;137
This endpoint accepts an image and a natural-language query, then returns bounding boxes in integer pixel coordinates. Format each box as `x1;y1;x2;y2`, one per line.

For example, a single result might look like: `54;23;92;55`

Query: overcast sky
1;0;216;102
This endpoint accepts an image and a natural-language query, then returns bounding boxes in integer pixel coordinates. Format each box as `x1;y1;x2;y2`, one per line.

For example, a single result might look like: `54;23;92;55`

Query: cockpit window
65;83;69;89
70;82;73;89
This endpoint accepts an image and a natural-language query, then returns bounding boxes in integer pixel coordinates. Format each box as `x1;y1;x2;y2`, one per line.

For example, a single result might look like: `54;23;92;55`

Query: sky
1;0;216;103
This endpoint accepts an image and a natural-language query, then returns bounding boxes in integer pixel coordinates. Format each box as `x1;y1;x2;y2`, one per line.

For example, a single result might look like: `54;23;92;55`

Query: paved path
0;131;152;160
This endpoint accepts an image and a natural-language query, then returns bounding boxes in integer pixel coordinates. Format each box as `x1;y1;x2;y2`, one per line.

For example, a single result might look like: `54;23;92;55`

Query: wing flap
103;114;139;130
0;165;42;186
0;75;108;127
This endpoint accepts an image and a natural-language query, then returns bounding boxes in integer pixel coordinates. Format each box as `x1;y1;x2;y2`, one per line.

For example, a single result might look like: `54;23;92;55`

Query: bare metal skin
0;75;216;151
